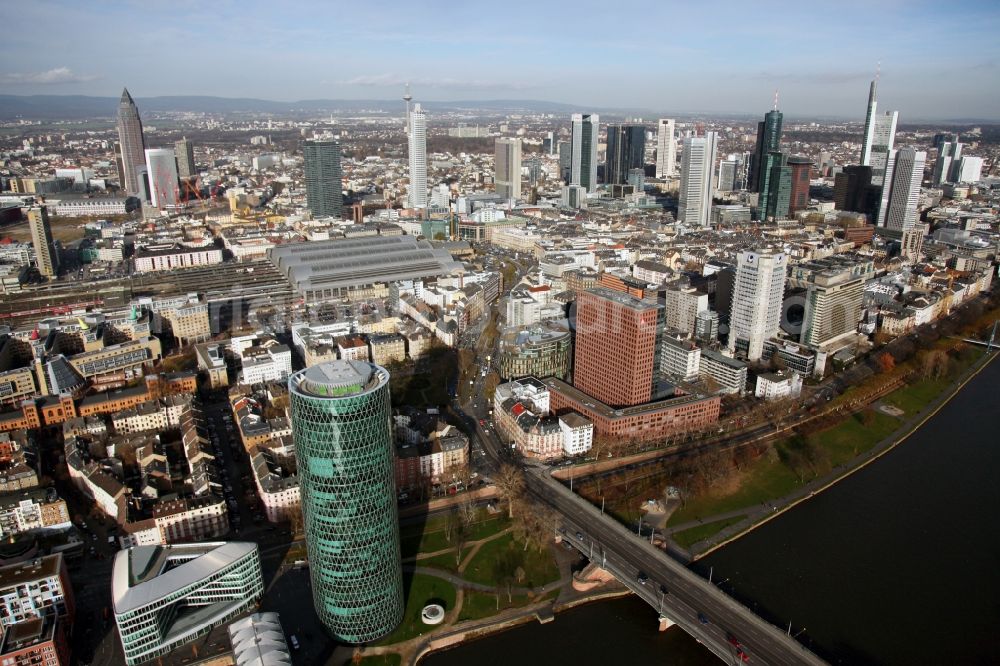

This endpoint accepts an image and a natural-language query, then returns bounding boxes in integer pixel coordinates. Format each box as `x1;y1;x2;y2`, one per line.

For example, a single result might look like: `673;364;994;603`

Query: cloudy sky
3;0;1000;119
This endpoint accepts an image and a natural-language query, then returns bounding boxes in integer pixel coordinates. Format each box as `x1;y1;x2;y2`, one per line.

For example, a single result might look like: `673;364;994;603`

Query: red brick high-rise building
788;156;814;215
572;287;662;408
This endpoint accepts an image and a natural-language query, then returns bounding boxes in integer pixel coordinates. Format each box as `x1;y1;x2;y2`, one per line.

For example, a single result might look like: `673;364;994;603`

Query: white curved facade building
113;542;263;665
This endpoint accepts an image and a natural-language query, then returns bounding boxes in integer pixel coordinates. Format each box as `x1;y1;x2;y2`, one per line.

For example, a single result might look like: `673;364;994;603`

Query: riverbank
687;346;999;560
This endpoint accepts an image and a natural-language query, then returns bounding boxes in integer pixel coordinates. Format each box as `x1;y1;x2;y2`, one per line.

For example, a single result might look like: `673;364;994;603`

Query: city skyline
2;1;999;120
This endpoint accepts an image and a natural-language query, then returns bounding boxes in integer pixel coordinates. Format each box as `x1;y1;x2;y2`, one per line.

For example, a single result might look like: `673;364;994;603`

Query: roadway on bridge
451;394;826;665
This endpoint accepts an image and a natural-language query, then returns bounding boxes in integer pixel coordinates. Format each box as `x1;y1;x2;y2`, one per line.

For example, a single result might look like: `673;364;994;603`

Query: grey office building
304;139;343;218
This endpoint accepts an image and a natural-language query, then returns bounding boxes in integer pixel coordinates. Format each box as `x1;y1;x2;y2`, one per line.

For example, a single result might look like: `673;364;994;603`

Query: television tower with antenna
402;83;413;135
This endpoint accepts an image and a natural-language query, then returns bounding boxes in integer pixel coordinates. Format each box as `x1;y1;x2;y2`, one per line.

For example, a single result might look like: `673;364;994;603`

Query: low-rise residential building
659;335;701;382
755;371;804;400
0;614;70;666
0;489;71;540
493;378;594;458
133;244;224;273
698;349;748;395
0;554;74;632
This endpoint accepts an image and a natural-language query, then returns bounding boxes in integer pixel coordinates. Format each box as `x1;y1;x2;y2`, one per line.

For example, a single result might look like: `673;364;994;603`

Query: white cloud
0;67;98;85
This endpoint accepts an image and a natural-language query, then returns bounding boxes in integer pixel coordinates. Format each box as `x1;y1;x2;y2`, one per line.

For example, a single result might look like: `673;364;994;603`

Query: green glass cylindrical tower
289;360;404;643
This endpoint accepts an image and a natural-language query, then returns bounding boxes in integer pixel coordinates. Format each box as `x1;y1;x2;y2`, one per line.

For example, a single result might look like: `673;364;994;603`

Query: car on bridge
736;649;750;662
637;572;648;585
697;612;710;625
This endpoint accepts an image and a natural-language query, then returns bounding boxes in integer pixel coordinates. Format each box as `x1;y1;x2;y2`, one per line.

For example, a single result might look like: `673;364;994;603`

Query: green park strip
668;345;988;531
462;533;560;589
671;516;746;549
458;589;535;622
372;574;457;646
668;409;899;527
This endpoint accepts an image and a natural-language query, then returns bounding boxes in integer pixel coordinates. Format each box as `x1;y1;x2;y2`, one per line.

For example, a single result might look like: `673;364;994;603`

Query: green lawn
811;410;898;466
668;408;902;528
462;534;560;589
668;457;801;526
671;516;746;549
400;514;510;560
372;574;456;646
884;378;951;414
357;655;401;666
457;589;532;621
416;547;473;572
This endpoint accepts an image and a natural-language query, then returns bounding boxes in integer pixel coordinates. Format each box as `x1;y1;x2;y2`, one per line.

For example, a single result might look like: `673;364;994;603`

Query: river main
424;352;1000;665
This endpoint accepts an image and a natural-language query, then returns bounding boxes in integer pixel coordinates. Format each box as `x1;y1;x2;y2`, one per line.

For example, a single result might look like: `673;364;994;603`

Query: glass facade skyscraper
289;360;403;643
605;124;646;185
116;88;147;195
303;139;344;218
749;110;783;192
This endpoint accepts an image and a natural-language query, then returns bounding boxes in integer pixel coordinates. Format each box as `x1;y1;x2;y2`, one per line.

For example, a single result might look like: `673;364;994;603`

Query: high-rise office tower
678;132;718;227
655;119;676;178
787;156;813;215
605;124;646;185
573;287;663;408
28;206;59;278
303;138;344;218
757;152;790;221
877;147;925;232
717;158;737;192
953;155;983;183
933;138;961;186
860;80;898;187
545;131;556;155
174;137;196;179
833;165;878;218
289;360;404;642
144;148;180;209
114;143;126;192
116;88;147;195
408;105;428;208
789;256;874;350
494;138;522;199
727;248;788;362
527;156;542;188
558;141;572;184
748;110;783;192
570;113;599;192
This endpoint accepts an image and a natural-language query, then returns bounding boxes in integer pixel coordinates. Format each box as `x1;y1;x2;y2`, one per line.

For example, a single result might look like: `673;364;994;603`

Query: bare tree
494;463;525;519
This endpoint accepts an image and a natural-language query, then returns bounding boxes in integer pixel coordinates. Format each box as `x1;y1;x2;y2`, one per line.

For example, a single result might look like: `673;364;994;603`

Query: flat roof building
268;235;461;304
112;542;263;666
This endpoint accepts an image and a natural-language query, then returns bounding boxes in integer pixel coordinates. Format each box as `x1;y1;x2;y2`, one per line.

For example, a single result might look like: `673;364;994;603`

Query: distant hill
0;94;632;120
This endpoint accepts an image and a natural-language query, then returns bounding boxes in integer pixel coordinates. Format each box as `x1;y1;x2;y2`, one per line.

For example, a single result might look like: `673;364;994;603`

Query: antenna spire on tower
773;89;779;111
876;60;881;82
